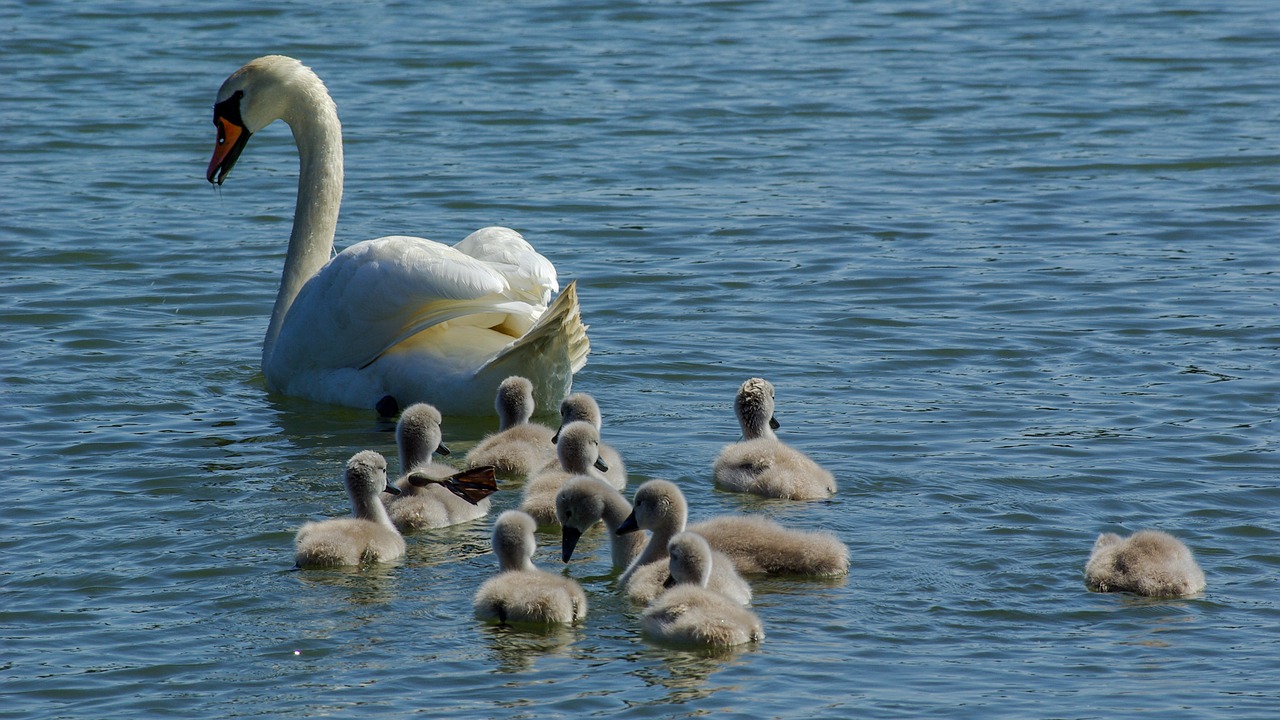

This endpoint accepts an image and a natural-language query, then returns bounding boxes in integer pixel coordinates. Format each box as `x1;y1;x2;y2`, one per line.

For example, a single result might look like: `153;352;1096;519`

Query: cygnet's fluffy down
294;451;405;567
640;532;764;648
474;511;588;625
519;421;611;526
384;403;490;531
543;392;627;489
556;475;647;571
463;376;557;478
712;377;835;500
625;532;753;606
619;479;849;578
1084;529;1205;597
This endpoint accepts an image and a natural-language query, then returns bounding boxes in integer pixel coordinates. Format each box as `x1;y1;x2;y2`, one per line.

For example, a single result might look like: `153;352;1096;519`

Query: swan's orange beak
207;114;251;185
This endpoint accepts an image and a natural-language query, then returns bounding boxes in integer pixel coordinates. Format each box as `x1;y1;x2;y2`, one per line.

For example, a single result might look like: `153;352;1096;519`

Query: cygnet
464;376;557;478
519;421;610;526
712;377;835;500
294;450;405;567
474;510;588;625
384;402;491;531
640;531;764;648
1084;529;1205;597
619;479;849;577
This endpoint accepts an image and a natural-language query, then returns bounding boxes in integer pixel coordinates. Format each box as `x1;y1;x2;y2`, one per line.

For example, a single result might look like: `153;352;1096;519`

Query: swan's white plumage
209;56;587;414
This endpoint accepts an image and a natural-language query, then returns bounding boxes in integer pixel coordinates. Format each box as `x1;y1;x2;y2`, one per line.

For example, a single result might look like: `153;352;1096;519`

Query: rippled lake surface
4;1;1279;717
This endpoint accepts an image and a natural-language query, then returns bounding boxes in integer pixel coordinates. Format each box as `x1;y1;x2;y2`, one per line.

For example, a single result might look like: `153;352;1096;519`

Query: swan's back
294;451;405;567
1084;530;1205;597
473;511;587;624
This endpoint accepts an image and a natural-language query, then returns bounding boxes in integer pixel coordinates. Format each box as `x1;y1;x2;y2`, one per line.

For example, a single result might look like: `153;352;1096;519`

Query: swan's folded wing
453;226;558;307
274;235;543;372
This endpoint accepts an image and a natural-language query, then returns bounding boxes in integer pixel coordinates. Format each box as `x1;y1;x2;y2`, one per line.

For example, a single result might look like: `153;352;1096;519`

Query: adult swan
205;55;589;415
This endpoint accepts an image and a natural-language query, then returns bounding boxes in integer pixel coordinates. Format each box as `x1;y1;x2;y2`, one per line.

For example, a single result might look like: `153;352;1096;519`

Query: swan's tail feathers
482;280;590;382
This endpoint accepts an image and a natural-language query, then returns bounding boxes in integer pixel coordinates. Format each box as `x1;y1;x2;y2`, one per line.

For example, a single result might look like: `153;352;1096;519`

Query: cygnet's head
396;402;449;470
345;450;398;504
491;510;538;572
555;393;603;439
667;532;714;588
556;476;609;561
555;421;608;474
495;376;536;428
618;479;686;536
735;377;780;439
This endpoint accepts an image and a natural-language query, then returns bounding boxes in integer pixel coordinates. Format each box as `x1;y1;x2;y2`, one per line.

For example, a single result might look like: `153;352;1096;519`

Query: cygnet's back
294;451;405;568
464;376;556;477
384;402;490;531
712;378;836;500
1084;529;1206;597
520;421;609;526
640;532;764;648
473;510;588;625
618;479;850;578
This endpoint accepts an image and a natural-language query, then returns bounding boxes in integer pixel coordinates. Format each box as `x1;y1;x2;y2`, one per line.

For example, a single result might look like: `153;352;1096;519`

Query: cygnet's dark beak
561;526;583;562
594;457;609;472
616;511;639;535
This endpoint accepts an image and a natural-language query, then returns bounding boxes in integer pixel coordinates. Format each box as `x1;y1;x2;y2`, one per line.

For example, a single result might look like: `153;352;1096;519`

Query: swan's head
206;55;333;185
556;475;611;561
345;450;399;501
617;479;685;536
735;377;780;439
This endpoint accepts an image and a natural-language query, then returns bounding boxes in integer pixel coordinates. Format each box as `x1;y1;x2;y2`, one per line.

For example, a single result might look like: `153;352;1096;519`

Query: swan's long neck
263;90;343;366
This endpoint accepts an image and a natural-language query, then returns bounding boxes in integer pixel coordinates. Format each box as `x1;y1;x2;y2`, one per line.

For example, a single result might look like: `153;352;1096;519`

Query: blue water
3;1;1279;718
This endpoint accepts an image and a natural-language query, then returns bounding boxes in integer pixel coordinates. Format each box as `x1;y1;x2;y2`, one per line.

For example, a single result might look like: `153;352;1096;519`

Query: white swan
640;532;764;648
519;421;611;525
556;475;646;571
206;55;589;414
294;450;405;567
463;376;557;477
1084;530;1206;597
383;403;492;531
619;479;849;577
474;510;588;625
546;393;627;488
713;378;836;500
